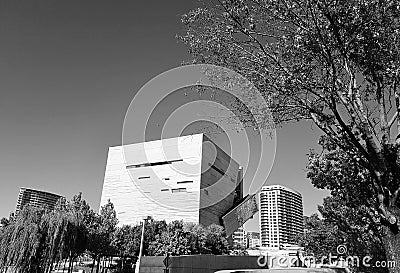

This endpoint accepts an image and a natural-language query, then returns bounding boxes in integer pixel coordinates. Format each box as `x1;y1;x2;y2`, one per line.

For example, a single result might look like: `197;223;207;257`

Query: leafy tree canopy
180;1;400;270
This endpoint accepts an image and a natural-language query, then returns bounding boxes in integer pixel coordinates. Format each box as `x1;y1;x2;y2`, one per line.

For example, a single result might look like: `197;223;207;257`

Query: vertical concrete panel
200;135;240;226
100;135;204;225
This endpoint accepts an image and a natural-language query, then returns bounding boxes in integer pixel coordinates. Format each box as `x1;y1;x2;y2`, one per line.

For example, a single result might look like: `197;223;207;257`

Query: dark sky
0;0;329;230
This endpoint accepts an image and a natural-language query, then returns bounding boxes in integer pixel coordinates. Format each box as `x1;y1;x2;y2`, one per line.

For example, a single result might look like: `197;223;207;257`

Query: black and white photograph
1;1;400;273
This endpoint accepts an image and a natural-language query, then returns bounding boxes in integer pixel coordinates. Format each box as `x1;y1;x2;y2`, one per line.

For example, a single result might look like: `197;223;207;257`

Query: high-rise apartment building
259;185;303;249
232;227;247;249
100;133;252;235
246;231;261;249
16;187;64;214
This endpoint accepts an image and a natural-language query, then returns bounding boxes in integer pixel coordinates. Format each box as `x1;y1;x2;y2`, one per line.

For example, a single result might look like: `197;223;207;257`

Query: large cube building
100;134;244;229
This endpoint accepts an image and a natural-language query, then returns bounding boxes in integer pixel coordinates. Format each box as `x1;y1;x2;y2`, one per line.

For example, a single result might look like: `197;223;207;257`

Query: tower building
259;185;303;249
16;187;64;214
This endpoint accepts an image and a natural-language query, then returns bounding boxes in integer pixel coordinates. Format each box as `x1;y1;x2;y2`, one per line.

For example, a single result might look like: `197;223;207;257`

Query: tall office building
16;187;64;214
259;185;303;249
100;133;251;235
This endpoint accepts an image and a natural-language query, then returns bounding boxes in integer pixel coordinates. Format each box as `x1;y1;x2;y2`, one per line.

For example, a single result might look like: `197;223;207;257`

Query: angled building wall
199;135;241;226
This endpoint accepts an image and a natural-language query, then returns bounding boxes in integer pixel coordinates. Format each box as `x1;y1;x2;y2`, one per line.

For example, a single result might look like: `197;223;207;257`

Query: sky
0;0;329;231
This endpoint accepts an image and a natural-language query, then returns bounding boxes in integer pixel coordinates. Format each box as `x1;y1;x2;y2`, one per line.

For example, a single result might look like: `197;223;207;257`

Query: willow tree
180;0;400;271
43;196;89;273
0;195;91;273
0;206;51;273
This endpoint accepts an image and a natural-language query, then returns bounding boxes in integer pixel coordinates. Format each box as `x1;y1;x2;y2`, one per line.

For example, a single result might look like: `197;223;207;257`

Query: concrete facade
100;133;243;226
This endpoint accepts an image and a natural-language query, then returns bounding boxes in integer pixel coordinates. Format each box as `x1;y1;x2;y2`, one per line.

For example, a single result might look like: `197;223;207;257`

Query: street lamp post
135;216;151;273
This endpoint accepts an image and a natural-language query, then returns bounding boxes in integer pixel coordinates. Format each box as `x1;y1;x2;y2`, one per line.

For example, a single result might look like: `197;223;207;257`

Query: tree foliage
0;217;9;228
297;214;339;259
112;219;229;257
302;138;388;272
298;207;387;273
87;200;118;263
112;224;141;257
0;194;230;272
152;221;229;255
180;1;400;270
0;193;114;273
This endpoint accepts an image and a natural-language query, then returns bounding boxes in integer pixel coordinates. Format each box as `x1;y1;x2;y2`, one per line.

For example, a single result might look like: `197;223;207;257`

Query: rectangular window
208;163;226;176
126;159;183;169
176;180;193;184
171;188;187;193
138;176;150;179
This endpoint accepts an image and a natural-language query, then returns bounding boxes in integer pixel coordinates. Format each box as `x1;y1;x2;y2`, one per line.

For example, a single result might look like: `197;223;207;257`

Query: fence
140;255;267;273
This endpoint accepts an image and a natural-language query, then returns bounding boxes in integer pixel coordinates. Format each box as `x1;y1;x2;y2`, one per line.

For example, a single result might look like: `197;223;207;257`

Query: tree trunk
95;256;101;273
90;257;95;273
382;209;400;273
106;256;112;273
47;257;55;273
68;256;73;273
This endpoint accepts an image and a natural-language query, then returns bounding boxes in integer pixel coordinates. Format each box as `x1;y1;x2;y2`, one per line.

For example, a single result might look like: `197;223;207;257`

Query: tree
0;205;64;273
0;193;113;273
112;224;140;256
297;214;339;259
304;137;388;272
149;221;229;255
320;196;387;273
86;199;118;273
150;220;193;256
0;218;9;228
43;198;72;272
98;199;118;255
0;205;48;273
180;1;400;271
62;193;91;273
298;210;387;273
202;224;230;255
